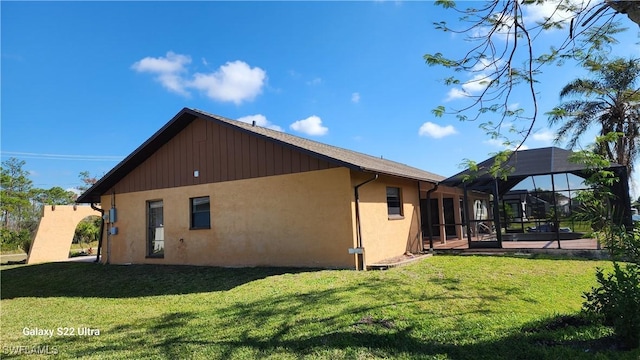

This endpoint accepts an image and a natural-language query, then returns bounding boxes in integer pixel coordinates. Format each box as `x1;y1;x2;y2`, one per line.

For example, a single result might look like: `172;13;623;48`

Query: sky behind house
2;1;639;196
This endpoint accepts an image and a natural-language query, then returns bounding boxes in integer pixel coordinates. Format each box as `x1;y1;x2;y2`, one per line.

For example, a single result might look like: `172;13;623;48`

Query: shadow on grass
24;312;638;360
0;262;318;299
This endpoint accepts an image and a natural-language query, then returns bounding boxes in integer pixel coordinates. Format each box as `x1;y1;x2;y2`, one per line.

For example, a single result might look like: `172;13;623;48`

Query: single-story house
77;108;470;269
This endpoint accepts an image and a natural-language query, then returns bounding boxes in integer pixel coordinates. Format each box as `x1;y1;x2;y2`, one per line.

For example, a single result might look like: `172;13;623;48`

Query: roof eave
76;108;199;203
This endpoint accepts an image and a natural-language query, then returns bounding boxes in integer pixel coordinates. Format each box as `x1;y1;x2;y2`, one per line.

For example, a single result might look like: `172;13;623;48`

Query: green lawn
1;256;638;359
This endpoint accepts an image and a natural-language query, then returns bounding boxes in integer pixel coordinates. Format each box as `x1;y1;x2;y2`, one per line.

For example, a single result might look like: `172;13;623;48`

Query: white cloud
351;92;360;103
131;51;191;95
132;51;191;74
290;115;328;136
523;0;575;25
237;114;283;132
445;74;491;102
288;70;301;79
189;61;266;105
418;122;457;139
445;88;469;102
532;129;556;143
471;57;503;73
132;53;266;104
462;74;491;93
307;77;322;86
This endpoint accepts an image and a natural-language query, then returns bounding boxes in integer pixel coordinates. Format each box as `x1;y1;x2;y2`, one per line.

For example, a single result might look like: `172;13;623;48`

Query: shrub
19;238;32;255
583;262;640;348
583;228;640;349
1;228;31;253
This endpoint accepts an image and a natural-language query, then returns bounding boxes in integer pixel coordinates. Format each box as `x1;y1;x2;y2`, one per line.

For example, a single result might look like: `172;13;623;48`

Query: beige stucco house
77;108;468;269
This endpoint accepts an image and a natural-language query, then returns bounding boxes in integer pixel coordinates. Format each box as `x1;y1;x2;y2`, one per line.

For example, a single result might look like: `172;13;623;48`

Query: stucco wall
351;172;422;265
100;167;356;268
27;205;101;264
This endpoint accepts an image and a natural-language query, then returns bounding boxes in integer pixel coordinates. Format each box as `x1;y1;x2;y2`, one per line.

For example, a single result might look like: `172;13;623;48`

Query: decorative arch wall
27;205;101;264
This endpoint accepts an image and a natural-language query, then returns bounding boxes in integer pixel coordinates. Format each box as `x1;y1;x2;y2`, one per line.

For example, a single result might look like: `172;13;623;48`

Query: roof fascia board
77;108;198;203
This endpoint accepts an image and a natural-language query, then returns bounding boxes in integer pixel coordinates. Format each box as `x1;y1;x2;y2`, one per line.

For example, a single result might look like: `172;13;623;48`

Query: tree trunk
606;0;640;26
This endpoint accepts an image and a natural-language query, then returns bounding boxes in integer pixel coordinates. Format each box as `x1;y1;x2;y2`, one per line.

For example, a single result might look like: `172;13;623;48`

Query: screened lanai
439;147;632;249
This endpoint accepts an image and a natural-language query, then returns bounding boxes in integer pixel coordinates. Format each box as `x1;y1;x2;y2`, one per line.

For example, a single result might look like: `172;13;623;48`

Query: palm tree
547;57;640;177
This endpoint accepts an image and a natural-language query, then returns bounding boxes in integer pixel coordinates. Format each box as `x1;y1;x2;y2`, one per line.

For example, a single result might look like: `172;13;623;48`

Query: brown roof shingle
77;107;444;203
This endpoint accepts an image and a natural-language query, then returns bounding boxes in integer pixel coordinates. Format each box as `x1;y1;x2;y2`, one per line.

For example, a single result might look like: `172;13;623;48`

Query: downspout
425;183;439;253
90;202;104;263
416;182;424;253
354;173;379;270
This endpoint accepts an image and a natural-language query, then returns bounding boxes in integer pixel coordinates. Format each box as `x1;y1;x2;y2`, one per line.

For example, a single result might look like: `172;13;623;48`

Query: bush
19;238;32;254
583;227;640;349
0;228;31;253
583;262;640;348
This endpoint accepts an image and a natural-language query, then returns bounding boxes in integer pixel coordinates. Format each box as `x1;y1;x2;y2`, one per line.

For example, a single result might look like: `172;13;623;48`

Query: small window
190;196;211;229
386;187;403;218
147;200;164;258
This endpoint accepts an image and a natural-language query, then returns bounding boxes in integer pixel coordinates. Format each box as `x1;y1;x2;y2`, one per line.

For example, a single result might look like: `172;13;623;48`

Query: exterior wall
112;118;338;195
350;171;422;265
27;205;101;264
100;167;356;268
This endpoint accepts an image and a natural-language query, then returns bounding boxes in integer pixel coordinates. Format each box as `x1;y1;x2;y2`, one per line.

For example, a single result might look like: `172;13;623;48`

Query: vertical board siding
112;118;339;194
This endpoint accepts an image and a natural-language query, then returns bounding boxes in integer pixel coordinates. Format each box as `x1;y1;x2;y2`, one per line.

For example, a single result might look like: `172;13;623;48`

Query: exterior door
443;198;456;237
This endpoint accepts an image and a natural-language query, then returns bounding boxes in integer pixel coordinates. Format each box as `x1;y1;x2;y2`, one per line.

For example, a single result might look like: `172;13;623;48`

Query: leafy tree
74;216;101;252
425;0;638;162
547;57;640;176
76;171;98;195
1;158;34;231
1;159;96;253
32;186;77;205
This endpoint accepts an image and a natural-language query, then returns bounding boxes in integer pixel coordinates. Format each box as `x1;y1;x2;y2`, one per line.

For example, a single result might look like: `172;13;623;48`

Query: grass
1;256;638;359
505;220;592;232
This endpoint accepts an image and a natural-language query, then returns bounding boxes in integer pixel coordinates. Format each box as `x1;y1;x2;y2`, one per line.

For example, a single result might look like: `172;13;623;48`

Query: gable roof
77;108;444;203
440;146;626;193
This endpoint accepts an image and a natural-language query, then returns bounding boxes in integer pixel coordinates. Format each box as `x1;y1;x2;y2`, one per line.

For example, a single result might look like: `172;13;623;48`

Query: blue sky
2;1;639;196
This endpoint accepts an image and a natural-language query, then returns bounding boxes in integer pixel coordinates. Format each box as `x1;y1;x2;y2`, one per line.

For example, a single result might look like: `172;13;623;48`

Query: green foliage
424;1;632;156
74;216;101;246
0;228;31;253
32;186;76;205
1;158;97;252
583;261;640;349
18;238;32;255
1;158;34;232
434;0;455;9
548;58;640;176
569;142;621;232
575;147;640;349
